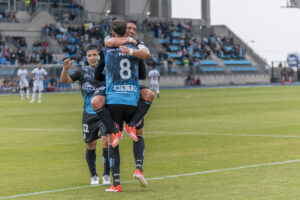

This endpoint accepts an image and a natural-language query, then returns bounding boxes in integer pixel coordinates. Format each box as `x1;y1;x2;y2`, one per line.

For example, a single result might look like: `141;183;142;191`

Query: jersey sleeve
136;40;147;49
43;69;48;75
69;69;82;82
104;35;112;43
17;70;21;76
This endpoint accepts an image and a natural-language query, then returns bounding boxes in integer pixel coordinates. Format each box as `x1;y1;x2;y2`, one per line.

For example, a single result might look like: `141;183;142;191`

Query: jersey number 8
120;58;131;80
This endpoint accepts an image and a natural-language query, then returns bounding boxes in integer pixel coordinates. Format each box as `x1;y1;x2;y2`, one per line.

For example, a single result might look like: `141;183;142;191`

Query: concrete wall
140;74;271;87
0;11;55;38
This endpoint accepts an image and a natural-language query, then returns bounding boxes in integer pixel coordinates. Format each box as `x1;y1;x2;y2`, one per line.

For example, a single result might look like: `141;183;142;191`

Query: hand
119;46;130;55
62;58;74;69
128;37;137;46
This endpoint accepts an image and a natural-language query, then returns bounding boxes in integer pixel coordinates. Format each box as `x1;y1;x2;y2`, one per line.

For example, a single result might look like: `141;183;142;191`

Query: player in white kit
17;64;30;100
30;63;48;103
148;65;160;98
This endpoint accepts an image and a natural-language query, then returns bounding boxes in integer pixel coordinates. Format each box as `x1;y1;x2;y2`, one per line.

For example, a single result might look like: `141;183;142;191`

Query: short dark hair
86;45;98;52
127;20;137;25
112;19;127;36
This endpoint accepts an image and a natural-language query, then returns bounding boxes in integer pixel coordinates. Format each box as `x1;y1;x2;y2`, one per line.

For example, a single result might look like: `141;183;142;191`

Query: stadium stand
0;0;270;90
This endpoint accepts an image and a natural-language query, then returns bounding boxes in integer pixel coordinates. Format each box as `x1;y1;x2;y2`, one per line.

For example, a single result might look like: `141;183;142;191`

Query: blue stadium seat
172;39;181;44
170;46;181;51
172;32;180;37
200;67;224;72
168;53;180;58
200;60;217;65
223;60;251;65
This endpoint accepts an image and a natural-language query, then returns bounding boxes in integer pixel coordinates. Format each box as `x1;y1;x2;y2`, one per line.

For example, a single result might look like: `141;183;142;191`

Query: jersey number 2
120;58;131;80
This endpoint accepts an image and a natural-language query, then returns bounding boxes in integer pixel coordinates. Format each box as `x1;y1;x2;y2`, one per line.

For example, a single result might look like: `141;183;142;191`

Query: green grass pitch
2;86;300;199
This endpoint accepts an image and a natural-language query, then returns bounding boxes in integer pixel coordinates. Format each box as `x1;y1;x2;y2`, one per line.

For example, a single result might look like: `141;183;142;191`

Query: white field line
1;128;300;139
1;159;300;199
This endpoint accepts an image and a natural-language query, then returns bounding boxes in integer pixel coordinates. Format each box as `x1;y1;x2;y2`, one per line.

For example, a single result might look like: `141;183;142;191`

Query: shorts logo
83;124;89;133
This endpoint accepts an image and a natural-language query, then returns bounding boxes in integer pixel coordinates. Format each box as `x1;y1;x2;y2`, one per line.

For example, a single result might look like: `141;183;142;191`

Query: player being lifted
148;65;160;98
60;45;111;186
30;63;47;103
91;20;153;188
98;19;141;192
17;64;30;100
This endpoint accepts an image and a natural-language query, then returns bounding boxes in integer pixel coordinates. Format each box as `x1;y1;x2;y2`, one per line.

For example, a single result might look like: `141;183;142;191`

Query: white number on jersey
120;58;131;80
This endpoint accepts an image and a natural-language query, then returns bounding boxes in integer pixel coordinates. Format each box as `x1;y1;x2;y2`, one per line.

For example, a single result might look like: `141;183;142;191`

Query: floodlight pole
202;0;211;28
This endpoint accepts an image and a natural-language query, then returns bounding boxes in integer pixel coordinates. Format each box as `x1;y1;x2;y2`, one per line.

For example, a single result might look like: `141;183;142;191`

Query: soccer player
101;19;141;192
148;65;160;98
17;64;30;100
30;63;47;103
92;20;152;188
60;45;111;186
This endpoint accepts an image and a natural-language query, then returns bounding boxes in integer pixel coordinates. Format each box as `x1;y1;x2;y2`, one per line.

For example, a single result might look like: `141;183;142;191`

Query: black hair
127;20;137;25
86;45;98;52
112;19;127;36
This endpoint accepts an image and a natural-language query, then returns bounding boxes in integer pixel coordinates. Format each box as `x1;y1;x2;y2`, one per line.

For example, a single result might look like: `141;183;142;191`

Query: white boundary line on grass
2;128;300;139
1;159;300;199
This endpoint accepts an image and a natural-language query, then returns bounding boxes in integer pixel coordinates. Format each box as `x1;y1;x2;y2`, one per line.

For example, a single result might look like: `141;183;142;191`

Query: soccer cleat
30;100;34;103
133;169;148;188
124;124;138;142
112;131;123;147
102;175;111;186
38;100;42;103
105;184;122;192
90;175;99;185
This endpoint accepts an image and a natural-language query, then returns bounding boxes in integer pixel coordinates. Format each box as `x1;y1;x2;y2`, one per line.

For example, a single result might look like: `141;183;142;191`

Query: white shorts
150;82;159;90
19;80;29;89
33;82;44;92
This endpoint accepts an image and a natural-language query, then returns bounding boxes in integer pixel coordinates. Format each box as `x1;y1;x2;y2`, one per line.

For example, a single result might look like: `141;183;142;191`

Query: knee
136;129;143;137
101;136;108;148
91;96;106;111
140;89;154;102
86;140;97;150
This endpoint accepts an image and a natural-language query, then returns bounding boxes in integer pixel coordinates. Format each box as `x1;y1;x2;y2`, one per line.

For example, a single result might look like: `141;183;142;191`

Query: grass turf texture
1;86;300;199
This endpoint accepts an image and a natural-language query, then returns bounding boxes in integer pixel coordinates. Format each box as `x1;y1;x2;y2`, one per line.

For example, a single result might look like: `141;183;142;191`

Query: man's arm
60;58;74;84
105;37;137;47
119;46;150;59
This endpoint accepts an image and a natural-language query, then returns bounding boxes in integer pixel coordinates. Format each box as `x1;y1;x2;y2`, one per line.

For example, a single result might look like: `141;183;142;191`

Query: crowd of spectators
0;11;16;21
51;1;84;23
146;19;246;68
44;19;111;64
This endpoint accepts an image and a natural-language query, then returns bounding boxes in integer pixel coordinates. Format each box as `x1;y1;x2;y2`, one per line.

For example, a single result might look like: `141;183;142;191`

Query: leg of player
86;140;99;185
20;88;24;100
125;88;154;136
26;86;30;99
133;126;148;188
156;85;160;99
101;136;111;185
38;84;43;103
91;95;122;146
30;85;37;103
106;133;122;192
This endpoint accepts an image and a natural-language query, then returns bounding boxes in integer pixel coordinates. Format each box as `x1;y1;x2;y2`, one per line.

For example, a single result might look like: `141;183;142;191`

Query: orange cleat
124;124;138;142
112;131;123;147
105;184;122;192
133;169;148;188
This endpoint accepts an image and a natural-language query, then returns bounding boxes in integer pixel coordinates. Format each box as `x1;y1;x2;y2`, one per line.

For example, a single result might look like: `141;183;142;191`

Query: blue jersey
69;65;103;115
104;43;140;106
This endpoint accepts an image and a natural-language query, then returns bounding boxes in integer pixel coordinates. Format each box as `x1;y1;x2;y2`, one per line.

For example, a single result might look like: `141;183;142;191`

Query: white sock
20;90;24;100
26;89;30;98
32;91;36;101
156;89;160;94
38;92;42;101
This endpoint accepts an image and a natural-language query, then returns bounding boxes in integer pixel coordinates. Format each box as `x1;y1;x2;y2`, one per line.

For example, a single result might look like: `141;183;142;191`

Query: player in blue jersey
91;20;152;188
60;45;111;186
99;19;141;192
